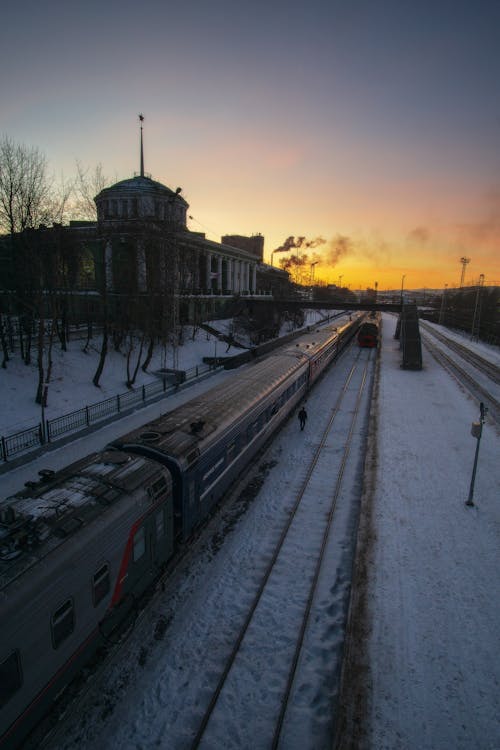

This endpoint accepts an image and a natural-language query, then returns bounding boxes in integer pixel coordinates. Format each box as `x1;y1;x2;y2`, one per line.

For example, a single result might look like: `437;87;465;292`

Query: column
227;259;233;292
206;253;212;290
217;255;223;290
235;260;241;292
252;264;257;293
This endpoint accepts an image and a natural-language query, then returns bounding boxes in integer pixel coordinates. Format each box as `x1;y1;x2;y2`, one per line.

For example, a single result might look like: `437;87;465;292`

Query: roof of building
96;175;188;206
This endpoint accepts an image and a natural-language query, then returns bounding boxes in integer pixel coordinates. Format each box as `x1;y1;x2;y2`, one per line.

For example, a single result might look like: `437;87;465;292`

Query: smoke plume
326;234;354;266
272;235;326;255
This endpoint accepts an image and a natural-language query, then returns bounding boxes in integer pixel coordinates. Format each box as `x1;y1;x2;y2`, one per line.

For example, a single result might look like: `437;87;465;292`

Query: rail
0;363;217;464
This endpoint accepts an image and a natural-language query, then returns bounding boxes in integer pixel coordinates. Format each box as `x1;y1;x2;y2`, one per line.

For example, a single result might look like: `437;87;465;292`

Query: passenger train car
0;316;361;749
357;319;379;348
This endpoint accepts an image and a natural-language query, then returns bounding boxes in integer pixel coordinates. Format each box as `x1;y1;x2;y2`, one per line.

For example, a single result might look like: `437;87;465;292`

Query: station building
0;129;289;324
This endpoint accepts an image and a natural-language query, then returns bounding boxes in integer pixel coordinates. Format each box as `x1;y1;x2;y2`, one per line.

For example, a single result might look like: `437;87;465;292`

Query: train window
156;509;165;538
51;599;75;649
133;527;146;561
0;650;23;708
92;563;110;606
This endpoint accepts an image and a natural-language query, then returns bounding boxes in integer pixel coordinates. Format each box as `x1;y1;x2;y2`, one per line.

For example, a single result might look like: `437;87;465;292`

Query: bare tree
46;172;74;226
0;136;53;234
126;331;145;387
73;161;110;220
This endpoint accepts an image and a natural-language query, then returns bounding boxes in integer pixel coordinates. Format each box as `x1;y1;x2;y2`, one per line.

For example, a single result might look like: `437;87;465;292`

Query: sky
1;0;500;290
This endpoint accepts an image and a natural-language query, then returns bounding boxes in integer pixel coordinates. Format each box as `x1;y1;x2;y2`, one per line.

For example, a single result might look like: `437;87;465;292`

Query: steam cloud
273;230;398;279
272;235;326;255
407;226;430;244
326;234;354;266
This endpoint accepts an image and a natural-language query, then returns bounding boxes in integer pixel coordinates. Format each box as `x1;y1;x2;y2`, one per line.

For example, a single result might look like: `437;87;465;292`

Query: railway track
421;330;500;424
36;342;376;750
189;350;374;749
420;321;500;384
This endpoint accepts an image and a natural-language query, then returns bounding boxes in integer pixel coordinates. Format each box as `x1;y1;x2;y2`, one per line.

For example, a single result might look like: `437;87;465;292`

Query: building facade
0;129;289;325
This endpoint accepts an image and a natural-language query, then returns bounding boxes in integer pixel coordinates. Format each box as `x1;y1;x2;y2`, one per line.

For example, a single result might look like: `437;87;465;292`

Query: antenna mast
139;113;145;177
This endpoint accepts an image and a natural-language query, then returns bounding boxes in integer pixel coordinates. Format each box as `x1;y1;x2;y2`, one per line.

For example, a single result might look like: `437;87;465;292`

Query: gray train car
114;318;359;540
1;452;173;749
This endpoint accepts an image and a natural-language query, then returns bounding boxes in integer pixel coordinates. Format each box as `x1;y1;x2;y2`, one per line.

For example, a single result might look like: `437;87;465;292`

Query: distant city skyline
1;0;499;289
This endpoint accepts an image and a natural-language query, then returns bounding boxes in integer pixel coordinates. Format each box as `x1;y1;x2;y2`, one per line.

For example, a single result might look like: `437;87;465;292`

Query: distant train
0;316;361;749
357;319;379;348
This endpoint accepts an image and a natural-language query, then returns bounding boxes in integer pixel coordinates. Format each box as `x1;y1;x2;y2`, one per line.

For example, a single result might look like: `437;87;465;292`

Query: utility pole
470;273;484;341
466;402;488;506
309;261;318;285
459;256;470;288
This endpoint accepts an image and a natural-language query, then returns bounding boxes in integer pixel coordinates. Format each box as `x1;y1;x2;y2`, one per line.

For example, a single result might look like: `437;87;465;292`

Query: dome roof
96;175;188;205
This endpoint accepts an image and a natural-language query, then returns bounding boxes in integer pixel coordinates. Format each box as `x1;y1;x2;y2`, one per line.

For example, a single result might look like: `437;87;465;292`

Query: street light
338;274;343;288
466;402;488;506
400;274;406;305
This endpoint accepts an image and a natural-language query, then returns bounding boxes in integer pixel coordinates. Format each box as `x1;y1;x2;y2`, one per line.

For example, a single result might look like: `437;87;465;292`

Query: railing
0;363;217;464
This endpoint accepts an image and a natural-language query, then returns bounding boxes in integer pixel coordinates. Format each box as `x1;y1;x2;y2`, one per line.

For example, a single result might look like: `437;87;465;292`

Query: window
92;563;110;606
51;599;75;649
0;651;22;708
133;526;146;562
156;509;165;538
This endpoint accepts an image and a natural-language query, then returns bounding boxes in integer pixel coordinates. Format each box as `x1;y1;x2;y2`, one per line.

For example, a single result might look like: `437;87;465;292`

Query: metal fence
0;363;215;463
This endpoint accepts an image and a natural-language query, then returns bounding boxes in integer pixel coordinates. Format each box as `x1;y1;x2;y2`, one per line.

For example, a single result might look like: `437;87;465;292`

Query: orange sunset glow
1;2;499;291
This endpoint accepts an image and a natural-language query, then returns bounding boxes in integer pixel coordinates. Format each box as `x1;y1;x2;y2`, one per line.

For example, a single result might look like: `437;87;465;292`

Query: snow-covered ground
340;317;500;750
1;313;499;749
0;311;332;439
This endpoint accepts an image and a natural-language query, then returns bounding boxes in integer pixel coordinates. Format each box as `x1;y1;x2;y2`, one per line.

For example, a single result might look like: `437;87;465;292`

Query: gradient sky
1;0;499;290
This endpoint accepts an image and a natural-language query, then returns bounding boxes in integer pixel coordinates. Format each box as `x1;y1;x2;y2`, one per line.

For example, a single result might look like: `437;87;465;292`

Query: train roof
116;323;350;463
116;349;308;461
0;451;169;593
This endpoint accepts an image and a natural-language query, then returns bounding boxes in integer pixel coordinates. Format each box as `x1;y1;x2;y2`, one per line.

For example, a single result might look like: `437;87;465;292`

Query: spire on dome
139;113;145;177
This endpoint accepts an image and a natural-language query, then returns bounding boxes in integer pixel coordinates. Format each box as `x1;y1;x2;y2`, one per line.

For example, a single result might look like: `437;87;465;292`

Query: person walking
298;406;307;431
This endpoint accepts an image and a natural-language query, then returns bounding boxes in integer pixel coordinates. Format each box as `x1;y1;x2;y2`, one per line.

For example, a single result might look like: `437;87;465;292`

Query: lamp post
338;274;343;288
466;402;488;506
400;274;406;305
